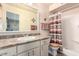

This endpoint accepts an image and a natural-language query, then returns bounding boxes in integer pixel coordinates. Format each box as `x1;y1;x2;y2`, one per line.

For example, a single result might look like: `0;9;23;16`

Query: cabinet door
34;47;40;56
17;41;40;54
0;46;16;56
28;49;34;56
17;52;28;56
41;39;50;46
41;45;48;56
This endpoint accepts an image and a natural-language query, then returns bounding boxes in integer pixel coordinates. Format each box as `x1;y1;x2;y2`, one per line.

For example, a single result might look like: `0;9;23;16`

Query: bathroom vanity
0;32;50;56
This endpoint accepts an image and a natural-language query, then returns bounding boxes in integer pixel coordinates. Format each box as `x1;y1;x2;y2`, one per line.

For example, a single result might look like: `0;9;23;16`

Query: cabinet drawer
17;41;40;53
0;46;16;56
41;39;50;45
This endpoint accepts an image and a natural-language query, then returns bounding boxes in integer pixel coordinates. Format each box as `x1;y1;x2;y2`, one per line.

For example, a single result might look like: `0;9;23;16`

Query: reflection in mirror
6;11;19;31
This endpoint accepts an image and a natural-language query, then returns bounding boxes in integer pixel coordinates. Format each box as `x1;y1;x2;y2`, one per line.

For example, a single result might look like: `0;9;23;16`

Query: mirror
0;4;39;33
6;11;19;31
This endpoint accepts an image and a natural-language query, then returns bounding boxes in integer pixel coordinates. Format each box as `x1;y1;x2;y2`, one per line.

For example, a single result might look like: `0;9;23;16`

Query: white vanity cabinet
17;43;31;54
17;38;50;56
0;46;16;56
41;45;49;56
0;37;49;56
18;47;40;56
17;41;41;56
40;38;50;56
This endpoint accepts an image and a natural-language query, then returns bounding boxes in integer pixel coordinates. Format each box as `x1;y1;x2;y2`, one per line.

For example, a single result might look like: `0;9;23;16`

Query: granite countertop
0;35;49;49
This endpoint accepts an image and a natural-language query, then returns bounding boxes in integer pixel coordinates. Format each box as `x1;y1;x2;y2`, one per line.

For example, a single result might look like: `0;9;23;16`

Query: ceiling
31;3;64;11
31;3;52;9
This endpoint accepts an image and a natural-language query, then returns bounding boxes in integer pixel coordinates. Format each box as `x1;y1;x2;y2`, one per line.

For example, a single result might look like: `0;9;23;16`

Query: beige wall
32;3;49;31
1;4;37;32
0;7;2;17
33;3;49;21
62;7;79;54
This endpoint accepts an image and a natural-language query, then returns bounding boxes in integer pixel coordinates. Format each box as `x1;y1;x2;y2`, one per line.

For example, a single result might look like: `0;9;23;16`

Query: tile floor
49;51;66;56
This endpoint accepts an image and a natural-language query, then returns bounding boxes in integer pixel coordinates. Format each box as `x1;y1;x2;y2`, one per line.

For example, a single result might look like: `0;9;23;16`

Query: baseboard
63;48;79;56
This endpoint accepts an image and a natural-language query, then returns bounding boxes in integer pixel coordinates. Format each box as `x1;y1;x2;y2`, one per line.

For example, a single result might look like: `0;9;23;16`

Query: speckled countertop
0;35;49;49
